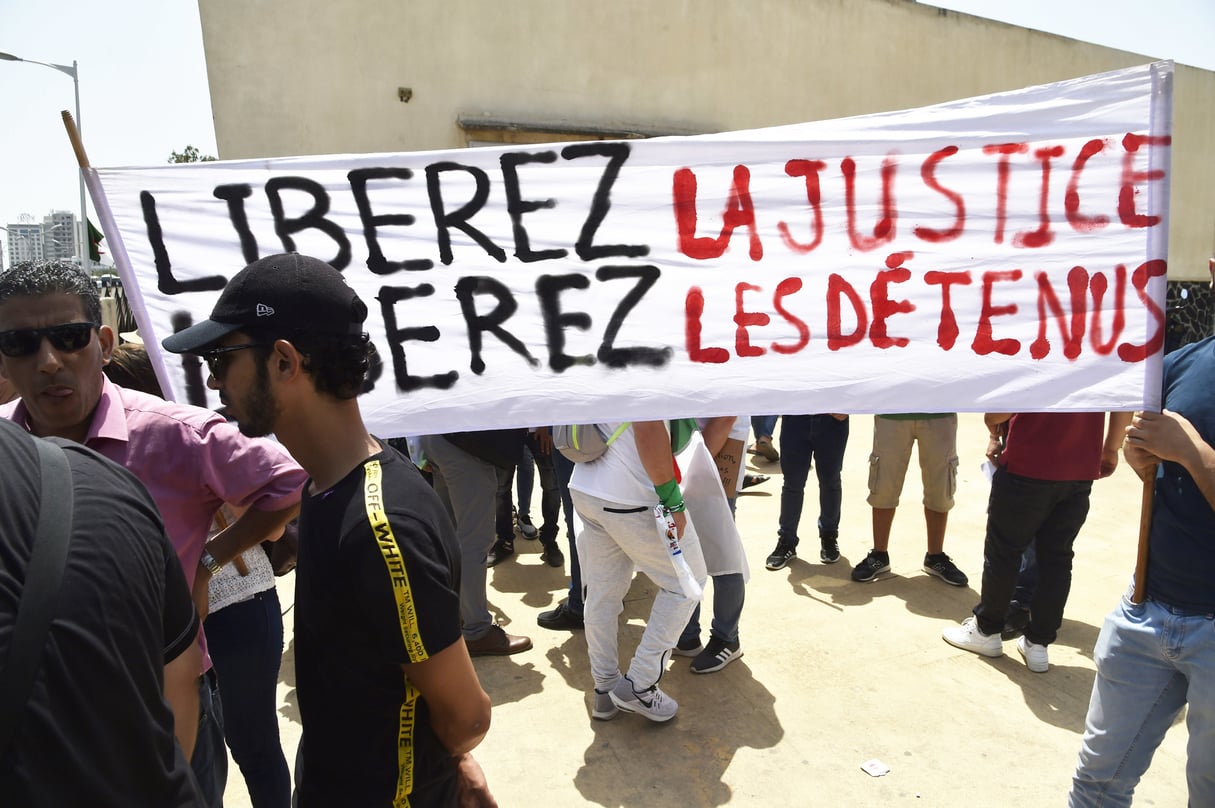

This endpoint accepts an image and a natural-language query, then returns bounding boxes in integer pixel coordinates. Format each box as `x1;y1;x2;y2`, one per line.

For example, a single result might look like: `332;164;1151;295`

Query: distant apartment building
4;211;79;268
42;211;78;262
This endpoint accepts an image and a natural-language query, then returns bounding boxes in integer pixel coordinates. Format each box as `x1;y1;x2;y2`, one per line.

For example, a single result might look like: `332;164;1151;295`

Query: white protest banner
88;62;1172;437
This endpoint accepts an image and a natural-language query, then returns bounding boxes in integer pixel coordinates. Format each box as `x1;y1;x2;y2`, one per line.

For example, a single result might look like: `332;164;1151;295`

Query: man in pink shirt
0;259;306;808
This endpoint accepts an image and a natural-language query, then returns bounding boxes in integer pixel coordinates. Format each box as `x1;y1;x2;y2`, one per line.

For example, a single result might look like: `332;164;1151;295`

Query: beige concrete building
199;0;1215;279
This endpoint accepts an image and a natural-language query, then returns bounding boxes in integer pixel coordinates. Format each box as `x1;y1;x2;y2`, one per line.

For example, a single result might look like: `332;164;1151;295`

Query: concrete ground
225;413;1189;807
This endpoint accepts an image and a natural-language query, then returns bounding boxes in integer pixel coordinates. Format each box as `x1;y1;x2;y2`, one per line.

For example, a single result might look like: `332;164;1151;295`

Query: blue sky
1;0;1211;262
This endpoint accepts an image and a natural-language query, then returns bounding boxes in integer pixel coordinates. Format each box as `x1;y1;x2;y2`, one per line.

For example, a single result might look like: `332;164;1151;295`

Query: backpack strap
0;438;75;757
604;422;631;447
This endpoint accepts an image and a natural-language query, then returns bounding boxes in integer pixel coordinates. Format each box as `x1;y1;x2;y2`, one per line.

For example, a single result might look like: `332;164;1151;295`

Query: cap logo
256;303;275;317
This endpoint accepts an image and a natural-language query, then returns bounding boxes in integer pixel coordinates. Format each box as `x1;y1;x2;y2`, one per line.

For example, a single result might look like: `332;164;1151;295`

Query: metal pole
0;52;87;270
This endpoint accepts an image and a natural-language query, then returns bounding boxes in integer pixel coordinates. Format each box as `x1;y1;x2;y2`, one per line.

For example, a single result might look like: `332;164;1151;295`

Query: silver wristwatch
199;548;223;576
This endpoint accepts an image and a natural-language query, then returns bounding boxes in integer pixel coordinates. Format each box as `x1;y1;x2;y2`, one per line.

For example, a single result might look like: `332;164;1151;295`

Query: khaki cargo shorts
866;415;958;512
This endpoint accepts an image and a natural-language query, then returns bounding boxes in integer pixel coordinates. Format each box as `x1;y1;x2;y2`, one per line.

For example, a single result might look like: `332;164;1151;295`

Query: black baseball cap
162;253;368;354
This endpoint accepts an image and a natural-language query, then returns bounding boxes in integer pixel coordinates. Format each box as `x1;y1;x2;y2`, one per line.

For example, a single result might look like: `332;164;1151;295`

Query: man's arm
402;639;496;806
402;639;491;755
633;420;686;536
1125;409;1215;509
698;416;737;456
204;503;301;567
1100;412;1134;478
164;641;201;760
983;413;1011;462
193;502;300;618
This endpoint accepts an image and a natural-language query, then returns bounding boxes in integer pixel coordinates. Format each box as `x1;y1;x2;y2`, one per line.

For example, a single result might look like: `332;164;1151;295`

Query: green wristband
654;479;685;513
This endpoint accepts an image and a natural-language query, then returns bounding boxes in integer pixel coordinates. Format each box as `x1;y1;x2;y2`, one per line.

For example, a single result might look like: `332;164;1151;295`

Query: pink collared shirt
2;376;307;671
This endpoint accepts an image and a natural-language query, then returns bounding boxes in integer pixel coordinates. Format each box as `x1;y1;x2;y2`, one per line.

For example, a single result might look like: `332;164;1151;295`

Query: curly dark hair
247;329;372;400
0;260;102;326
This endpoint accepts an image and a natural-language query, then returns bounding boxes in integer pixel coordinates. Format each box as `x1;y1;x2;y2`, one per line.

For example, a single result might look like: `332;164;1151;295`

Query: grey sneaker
592;688;619;721
942;616;1003;658
517;514;539;540
690;637;743;674
609;676;678;722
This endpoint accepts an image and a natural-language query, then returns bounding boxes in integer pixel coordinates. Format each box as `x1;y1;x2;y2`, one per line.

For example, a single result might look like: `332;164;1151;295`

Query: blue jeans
1069;594;1215;807
778;414;849;547
553;450;583;615
751;415;778;439
680;572;745;645
206;590;290;808
681;494;742;645
192;668;228;808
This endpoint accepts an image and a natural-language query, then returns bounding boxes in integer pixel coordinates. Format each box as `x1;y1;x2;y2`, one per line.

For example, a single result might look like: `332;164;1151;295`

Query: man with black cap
163;253;496;808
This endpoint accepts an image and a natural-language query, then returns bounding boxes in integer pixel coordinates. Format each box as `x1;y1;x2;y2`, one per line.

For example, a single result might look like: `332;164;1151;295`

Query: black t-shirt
295;443;463;807
0;422;200;806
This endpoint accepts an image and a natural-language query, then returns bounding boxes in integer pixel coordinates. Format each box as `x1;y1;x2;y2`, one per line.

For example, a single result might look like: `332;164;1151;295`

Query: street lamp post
0;51;88;272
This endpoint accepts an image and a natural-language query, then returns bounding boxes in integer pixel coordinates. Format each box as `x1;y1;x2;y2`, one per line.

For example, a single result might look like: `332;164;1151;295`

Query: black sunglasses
0;322;98;358
201;343;269;378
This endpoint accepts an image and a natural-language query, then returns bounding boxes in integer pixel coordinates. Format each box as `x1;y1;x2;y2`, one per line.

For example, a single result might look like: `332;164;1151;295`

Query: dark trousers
495;436;561;543
518;432;561;541
974;468;1092;646
206;589;290;808
778;414;850;547
494;466;517;543
554;450;583;615
192;667;228;808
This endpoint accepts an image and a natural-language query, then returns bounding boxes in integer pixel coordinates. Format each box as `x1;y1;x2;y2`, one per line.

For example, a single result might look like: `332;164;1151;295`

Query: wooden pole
1131;471;1156;604
61;110;90;170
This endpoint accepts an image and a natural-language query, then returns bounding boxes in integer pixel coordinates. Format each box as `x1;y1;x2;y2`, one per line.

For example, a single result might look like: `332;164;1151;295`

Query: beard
234;360;280;438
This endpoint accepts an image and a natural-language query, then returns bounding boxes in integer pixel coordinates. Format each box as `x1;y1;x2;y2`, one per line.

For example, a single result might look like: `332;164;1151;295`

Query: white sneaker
1017;636;1049;673
942;616;1003;658
609;676;678;722
591;688;619;721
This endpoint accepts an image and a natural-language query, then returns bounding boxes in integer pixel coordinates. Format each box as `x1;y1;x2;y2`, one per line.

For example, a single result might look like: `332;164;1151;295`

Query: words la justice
140;133;1170;287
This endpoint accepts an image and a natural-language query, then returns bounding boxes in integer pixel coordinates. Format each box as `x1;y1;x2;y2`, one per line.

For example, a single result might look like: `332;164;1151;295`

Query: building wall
4;212;80;268
4;222;44;266
42;211;78;263
198;0;1215;279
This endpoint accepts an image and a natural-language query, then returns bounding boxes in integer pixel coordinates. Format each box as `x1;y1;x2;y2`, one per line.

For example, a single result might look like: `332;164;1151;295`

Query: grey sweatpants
573;489;707;691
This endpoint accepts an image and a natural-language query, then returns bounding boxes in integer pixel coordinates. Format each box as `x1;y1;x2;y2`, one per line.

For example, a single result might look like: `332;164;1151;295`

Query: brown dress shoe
465;625;533;657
